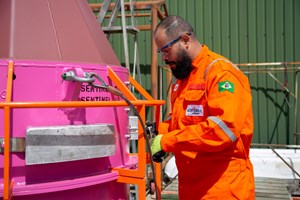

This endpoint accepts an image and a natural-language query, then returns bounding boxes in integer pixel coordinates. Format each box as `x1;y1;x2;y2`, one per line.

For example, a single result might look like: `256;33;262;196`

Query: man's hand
150;134;165;162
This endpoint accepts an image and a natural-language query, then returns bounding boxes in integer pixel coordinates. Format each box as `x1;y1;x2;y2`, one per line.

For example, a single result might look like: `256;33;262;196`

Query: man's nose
161;54;168;61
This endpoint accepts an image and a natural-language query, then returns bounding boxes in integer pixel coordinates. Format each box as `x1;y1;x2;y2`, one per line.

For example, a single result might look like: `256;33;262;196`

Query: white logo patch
186;105;204;116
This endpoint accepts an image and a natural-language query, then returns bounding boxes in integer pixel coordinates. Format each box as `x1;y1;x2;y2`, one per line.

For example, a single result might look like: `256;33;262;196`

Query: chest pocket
182;89;207;125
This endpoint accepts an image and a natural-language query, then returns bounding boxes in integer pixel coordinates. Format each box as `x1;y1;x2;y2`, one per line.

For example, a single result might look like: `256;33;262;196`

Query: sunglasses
156;32;191;56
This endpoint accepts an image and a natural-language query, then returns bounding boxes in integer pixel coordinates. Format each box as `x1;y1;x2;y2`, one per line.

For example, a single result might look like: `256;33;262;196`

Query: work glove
150;134;165;163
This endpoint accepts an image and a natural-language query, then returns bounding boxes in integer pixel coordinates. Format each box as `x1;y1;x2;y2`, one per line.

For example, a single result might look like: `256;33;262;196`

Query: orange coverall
159;45;255;199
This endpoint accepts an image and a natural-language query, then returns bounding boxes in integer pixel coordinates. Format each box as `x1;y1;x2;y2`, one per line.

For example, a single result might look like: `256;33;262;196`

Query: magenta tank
0;0;135;199
0;60;132;199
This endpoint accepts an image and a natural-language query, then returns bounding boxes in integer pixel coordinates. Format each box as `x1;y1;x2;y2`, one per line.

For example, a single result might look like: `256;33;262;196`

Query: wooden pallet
255;177;291;200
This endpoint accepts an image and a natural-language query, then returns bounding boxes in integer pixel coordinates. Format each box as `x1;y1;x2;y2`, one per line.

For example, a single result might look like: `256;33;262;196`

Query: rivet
0;90;6;99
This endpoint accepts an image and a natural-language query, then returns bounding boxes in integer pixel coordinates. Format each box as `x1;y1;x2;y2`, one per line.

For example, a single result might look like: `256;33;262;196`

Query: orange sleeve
158;114;172;134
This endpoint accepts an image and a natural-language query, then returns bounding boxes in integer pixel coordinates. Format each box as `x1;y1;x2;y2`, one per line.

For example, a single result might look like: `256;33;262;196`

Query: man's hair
155;15;195;39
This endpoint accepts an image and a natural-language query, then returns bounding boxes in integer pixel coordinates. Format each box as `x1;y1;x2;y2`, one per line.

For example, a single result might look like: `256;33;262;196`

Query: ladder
97;0;142;86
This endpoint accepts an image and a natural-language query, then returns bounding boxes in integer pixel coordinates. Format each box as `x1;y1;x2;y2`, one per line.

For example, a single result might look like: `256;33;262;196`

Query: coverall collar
192;45;208;69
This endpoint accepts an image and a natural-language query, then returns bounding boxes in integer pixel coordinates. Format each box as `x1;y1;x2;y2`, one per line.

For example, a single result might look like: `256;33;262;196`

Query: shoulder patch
218;81;234;93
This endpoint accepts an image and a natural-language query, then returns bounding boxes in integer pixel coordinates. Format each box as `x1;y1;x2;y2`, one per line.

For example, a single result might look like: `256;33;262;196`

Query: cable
116;90;160;198
88;72;108;87
88;73;160;199
61;71;161;199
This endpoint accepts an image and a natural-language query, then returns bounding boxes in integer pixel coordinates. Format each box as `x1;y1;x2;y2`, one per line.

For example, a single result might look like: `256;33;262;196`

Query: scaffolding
95;0;140;78
236;61;300;145
90;0;168;119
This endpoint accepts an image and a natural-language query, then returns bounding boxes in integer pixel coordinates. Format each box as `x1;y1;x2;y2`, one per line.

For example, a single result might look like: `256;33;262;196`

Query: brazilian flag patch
218;81;234;93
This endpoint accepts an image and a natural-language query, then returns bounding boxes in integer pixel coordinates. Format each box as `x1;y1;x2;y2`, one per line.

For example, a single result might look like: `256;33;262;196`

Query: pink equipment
0;0;165;199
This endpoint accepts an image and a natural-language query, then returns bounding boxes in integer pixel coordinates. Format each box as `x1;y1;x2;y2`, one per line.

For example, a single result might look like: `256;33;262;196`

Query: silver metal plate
26;124;116;165
128;116;138;140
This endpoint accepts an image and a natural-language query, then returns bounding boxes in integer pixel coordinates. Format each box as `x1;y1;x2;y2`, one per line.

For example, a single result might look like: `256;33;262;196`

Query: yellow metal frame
0;61;165;200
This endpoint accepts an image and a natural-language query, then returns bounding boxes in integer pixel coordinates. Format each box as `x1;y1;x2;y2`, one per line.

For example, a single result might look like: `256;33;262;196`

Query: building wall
88;0;300;145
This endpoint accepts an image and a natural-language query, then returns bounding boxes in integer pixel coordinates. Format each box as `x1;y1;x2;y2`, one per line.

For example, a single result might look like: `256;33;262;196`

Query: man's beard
166;48;192;80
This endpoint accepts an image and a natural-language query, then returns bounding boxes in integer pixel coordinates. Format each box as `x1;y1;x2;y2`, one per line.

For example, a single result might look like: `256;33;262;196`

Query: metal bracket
128;116;138;140
0;137;26;153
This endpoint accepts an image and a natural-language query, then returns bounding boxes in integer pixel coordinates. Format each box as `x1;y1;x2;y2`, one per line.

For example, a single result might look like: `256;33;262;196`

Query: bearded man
150;15;255;200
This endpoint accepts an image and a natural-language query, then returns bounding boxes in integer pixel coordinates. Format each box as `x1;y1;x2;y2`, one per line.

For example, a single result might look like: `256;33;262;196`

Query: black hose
89;75;160;200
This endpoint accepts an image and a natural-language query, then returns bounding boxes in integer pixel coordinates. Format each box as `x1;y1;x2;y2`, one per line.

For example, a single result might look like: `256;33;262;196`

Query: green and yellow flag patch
218;81;234;93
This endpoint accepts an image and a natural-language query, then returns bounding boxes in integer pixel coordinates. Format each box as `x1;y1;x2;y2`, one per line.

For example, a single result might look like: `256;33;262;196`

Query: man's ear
181;34;191;44
181;34;191;49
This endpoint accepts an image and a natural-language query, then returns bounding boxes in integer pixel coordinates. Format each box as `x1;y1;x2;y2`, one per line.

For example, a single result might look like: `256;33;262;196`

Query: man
150;15;255;199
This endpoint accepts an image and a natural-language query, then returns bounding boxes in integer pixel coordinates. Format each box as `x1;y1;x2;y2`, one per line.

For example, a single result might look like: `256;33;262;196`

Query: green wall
89;0;300;145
